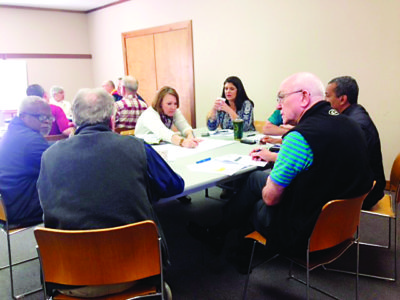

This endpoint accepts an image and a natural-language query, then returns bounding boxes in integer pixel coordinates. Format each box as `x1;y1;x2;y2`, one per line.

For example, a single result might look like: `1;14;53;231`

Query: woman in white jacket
135;86;201;148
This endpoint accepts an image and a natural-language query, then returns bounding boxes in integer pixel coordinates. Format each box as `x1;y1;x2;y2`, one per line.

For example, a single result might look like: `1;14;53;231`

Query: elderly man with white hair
50;85;72;118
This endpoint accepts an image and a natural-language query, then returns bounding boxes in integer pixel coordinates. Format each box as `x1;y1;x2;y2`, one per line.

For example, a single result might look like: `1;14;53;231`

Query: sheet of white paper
152;138;235;161
187;159;250;175
217;154;268;167
187;154;268;175
209;129;234;136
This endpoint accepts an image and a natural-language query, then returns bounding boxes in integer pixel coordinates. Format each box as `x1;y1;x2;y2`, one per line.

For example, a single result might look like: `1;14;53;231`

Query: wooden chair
44;134;68;142
243;192;370;300
34;220;165;300
119;129;135;136
254;120;265;133
327;153;400;281
114;127;135;135
0;194;42;299
361;153;400;281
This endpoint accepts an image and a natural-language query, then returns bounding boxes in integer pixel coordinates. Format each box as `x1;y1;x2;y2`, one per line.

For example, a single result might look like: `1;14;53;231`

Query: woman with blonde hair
135;86;200;148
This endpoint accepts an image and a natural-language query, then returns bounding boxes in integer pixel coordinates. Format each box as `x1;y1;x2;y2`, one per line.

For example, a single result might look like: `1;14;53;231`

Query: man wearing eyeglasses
26;84;74;137
0;96;51;226
188;72;373;273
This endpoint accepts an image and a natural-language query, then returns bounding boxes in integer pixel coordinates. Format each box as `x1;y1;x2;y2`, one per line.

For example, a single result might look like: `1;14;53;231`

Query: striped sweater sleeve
270;131;313;187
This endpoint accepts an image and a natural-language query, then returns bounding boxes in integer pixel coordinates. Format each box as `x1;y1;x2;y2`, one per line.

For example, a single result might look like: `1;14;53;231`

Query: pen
247;133;256;137
234;156;242;161
196;157;211;164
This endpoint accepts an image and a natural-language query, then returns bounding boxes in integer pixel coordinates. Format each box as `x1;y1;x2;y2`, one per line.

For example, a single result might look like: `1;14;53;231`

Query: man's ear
339;94;348;105
300;90;311;108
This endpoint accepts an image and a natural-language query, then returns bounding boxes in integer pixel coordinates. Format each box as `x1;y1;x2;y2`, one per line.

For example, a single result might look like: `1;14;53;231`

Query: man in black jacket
326;76;385;209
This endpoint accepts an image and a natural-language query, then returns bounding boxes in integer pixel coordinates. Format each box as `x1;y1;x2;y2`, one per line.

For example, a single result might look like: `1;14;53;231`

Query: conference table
153;130;271;202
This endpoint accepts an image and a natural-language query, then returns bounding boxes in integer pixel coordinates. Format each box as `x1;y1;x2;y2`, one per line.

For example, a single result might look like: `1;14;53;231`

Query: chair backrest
44;134;68;142
120;129;135;136
34;220;161;286
389;153;400;200
0;195;7;223
309;192;369;252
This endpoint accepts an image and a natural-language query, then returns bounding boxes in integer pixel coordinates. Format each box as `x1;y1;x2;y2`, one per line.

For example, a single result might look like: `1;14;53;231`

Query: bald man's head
277;72;325;125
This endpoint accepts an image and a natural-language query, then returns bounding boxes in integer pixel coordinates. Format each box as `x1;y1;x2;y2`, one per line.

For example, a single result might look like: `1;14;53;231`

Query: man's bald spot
281;72;325;103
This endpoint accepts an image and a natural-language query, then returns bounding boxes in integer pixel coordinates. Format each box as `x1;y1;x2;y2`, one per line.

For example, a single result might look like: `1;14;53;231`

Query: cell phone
240;138;256;145
269;145;281;152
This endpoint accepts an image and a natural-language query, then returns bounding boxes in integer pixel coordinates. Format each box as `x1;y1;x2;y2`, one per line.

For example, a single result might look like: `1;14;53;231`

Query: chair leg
242;241;257;300
288;258;341;300
3;230;42;299
324;216;396;281
394;215;397;281
360;213;391;249
5;231;16;299
306;250;310;300
356;234;360;300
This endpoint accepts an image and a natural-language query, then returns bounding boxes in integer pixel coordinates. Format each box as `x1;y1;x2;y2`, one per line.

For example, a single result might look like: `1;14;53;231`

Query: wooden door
124;35;156;104
122;21;196;127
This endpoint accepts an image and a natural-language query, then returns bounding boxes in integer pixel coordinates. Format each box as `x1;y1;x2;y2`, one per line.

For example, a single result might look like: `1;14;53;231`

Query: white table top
156;131;268;202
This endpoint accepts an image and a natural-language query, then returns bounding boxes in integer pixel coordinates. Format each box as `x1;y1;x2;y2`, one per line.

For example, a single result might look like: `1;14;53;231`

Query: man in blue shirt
0;96;52;226
37;88;184;297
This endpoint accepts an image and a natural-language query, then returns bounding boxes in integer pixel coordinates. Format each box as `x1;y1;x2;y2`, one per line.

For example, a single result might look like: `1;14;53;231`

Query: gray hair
18;96;49;115
50;85;64;97
72;88;115;126
121;75;138;92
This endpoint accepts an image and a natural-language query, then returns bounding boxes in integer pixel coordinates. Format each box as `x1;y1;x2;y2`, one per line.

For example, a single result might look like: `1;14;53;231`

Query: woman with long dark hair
207;76;255;131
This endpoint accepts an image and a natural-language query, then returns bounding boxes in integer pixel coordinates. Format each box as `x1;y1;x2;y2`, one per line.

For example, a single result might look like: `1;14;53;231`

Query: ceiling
0;0;127;12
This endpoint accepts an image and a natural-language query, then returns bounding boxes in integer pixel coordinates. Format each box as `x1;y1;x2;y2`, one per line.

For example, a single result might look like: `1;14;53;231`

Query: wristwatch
179;138;184;147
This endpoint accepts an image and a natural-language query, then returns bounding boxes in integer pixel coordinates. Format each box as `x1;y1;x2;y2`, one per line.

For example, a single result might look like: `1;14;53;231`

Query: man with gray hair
114;75;148;130
0;96;52;226
50;85;72;118
37;88;183;297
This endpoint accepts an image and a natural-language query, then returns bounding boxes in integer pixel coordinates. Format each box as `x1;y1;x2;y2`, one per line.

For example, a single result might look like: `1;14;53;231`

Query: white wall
0;7;93;103
87;0;400;178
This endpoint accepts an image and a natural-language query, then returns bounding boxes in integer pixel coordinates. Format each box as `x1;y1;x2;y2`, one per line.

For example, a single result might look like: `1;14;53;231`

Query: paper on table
187;154;268;175
217;154;269;167
152;138;235;161
187;158;250;175
209;129;234;136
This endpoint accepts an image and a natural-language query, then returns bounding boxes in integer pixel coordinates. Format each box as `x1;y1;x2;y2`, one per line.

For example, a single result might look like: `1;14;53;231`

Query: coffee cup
233;119;244;140
216;98;225;110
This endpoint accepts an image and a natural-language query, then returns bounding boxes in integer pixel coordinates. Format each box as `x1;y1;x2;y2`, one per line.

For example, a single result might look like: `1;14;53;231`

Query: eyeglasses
22;112;55;123
276;90;303;104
